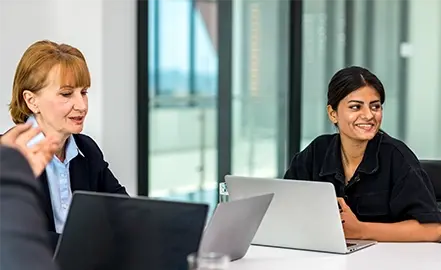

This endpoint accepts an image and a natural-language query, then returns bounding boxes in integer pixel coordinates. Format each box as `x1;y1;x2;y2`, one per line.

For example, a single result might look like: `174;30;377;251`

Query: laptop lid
224;175;350;254
199;193;274;261
54;191;208;270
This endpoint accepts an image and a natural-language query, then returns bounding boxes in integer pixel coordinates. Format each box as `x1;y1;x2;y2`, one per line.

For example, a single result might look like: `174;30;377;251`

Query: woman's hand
338;197;366;240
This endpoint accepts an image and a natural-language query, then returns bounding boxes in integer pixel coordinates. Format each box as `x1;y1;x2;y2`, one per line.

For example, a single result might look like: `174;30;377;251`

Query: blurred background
1;0;440;214
146;0;441;212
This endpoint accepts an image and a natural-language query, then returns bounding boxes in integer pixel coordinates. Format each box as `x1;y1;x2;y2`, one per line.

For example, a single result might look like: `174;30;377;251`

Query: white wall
101;0;137;195
0;0;137;195
0;0;54;132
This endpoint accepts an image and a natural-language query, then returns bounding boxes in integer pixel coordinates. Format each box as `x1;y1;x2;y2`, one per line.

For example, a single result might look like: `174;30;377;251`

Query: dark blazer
0;146;58;270
38;134;128;251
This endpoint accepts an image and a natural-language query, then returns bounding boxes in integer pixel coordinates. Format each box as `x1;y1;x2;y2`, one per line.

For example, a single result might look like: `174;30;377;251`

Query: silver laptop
199;193;274;261
225;175;376;254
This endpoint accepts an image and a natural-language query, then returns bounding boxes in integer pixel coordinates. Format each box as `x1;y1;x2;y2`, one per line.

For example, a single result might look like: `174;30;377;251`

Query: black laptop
53;191;208;270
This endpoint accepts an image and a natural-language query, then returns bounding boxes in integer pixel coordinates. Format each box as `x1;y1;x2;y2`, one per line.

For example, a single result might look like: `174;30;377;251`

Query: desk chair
420;160;441;210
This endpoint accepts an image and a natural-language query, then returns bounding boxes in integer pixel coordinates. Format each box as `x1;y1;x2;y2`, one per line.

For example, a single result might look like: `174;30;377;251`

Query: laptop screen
55;192;208;270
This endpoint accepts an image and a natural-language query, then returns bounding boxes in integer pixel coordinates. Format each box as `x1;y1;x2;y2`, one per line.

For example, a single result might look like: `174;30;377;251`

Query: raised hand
0;123;60;177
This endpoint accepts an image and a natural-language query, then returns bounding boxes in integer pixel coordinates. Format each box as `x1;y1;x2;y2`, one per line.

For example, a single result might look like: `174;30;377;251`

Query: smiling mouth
355;123;375;131
69;116;84;121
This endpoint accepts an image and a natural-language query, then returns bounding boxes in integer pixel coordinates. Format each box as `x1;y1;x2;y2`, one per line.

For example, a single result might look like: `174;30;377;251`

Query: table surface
230;243;441;270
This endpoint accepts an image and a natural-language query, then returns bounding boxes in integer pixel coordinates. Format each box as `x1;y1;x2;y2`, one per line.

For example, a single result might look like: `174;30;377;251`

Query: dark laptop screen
55;192;208;270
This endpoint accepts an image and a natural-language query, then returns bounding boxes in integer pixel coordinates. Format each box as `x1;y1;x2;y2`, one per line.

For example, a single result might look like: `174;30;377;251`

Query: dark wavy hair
327;66;385;111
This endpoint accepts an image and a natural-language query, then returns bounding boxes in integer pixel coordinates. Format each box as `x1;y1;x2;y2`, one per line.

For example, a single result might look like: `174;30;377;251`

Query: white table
230;243;441;270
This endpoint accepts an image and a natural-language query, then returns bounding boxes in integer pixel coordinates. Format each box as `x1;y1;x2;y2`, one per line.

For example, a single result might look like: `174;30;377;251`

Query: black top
37;134;128;250
0;146;58;270
284;131;441;224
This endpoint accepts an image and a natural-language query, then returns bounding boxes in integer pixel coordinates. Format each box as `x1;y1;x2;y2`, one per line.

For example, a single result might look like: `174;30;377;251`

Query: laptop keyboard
346;243;356;247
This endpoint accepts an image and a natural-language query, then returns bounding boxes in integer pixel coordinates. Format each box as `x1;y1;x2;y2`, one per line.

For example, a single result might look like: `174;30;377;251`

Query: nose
362;106;374;120
73;92;87;112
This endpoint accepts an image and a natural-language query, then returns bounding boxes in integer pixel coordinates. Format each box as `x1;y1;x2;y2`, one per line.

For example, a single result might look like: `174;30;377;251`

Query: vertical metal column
287;0;303;162
217;0;233;199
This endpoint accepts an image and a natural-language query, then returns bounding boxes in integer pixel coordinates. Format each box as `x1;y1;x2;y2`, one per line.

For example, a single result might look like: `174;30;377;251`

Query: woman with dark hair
284;66;441;242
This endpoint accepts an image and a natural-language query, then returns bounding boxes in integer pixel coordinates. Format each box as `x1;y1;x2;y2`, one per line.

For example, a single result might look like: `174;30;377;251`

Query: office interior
1;0;441;216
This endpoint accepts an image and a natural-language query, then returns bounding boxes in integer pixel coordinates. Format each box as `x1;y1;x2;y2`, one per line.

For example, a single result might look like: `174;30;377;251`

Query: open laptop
54;191;208;270
199;193;274;261
225;175;376;254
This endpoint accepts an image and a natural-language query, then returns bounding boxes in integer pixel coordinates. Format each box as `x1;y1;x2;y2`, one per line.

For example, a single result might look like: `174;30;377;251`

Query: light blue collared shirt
26;115;83;233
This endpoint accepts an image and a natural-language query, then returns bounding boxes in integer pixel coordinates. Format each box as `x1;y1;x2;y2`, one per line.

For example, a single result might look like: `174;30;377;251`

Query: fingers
337;197;349;211
30;154;49;177
30;137;59;159
0;123;33;145
42;138;59;160
15;126;41;147
1;124;61;177
14;132;60;177
27;138;59;177
45;136;60;154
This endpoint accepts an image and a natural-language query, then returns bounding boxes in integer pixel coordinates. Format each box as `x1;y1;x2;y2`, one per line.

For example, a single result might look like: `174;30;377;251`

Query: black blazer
37;134;128;251
0;146;58;270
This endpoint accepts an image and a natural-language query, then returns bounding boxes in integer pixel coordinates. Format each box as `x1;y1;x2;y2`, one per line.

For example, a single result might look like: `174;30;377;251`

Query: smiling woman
7;40;128;252
284;66;441;242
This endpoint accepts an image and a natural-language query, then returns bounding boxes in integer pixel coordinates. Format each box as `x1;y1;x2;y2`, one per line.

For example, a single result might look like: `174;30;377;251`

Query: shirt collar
319;131;383;177
25;115;84;162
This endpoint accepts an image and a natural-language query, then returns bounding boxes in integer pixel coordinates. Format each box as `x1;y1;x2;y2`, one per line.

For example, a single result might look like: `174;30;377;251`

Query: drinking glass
187;252;230;270
218;182;229;203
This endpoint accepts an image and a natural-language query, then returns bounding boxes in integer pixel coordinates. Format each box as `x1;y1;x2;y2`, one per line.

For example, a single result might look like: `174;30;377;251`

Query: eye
349;105;360;110
371;104;382;111
60;92;72;97
81;90;89;95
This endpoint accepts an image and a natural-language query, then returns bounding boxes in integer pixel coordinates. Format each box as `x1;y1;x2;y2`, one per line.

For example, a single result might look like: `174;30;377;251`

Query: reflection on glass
231;0;290;179
301;0;441;159
148;0;219;211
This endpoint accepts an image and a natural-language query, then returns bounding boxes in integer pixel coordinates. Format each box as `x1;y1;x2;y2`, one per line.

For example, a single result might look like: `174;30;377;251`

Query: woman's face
328;86;383;142
23;65;89;138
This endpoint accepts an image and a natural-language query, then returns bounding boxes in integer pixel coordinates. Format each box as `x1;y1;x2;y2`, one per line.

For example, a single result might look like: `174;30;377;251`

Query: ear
23;90;39;114
327;105;338;124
